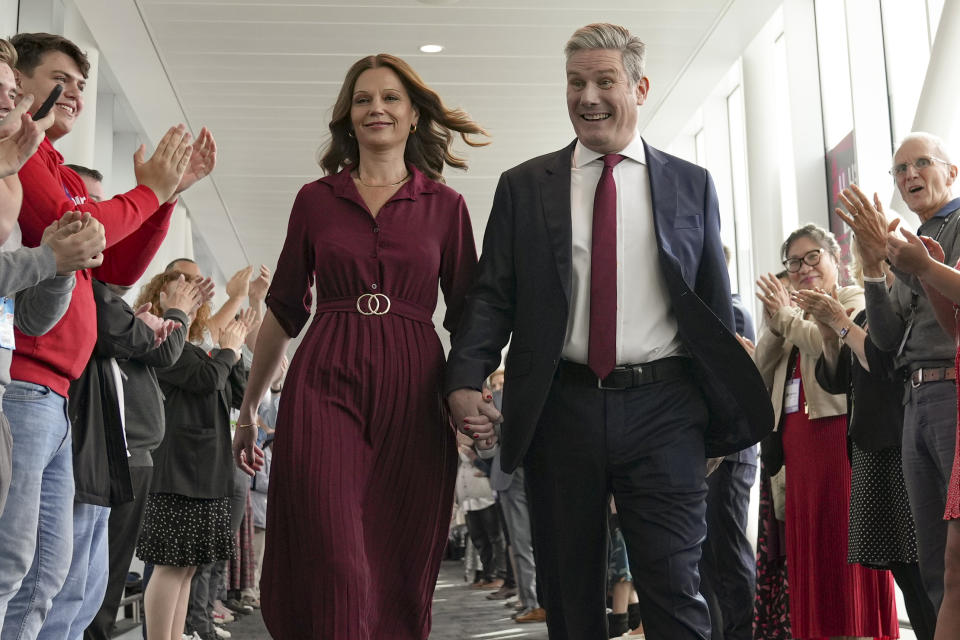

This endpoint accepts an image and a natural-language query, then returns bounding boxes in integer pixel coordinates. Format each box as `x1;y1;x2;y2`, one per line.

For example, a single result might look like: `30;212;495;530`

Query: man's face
566;49;647;155
79;175;104;202
170;260;201;278
893;137;957;221
0;63;17;118
15;51;85;141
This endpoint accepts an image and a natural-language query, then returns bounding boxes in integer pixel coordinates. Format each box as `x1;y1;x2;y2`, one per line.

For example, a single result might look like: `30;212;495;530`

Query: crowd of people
0;15;959;640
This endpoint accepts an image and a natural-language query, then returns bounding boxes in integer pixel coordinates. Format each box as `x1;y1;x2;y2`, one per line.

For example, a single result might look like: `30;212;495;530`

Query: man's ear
635;77;649;106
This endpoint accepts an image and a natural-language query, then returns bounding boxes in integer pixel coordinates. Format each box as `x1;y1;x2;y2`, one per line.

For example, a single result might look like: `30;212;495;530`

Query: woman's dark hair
319;54;489;182
780;223;846;283
780;223;841;264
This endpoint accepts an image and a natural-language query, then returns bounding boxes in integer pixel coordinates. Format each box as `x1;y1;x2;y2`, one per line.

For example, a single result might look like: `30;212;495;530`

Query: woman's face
349;67;419;155
786;235;837;292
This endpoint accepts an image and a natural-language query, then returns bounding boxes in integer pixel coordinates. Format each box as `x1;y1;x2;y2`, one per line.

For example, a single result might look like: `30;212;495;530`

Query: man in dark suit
446;22;773;640
698;247;758;640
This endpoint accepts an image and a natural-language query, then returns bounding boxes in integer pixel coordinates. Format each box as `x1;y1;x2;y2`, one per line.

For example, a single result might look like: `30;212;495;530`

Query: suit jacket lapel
540;141;576;303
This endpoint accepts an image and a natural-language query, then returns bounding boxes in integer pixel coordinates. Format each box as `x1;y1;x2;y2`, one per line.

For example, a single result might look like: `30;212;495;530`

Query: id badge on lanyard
0;297;15;350
784;378;800;414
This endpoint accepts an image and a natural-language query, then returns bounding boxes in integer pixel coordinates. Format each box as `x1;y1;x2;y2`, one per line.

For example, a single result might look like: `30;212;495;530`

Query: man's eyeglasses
889;156;949;176
782;249;823;273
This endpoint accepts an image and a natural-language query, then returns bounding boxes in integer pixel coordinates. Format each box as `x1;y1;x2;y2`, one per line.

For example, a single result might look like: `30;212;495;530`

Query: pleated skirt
782;387;898;639
260;312;458;640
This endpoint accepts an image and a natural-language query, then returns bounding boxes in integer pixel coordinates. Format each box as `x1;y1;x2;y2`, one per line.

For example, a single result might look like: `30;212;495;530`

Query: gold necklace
355;169;409;188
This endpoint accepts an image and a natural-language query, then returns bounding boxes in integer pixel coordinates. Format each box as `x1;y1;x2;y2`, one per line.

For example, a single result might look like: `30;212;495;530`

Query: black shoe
608;612;629;638
223;598;253;615
627;602;642;630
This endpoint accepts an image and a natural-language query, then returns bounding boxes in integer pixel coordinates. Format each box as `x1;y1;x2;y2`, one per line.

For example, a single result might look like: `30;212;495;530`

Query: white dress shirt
561;134;683;365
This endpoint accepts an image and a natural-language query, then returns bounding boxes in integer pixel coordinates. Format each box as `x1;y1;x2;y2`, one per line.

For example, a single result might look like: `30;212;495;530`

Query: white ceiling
132;0;736;270
67;0;779;346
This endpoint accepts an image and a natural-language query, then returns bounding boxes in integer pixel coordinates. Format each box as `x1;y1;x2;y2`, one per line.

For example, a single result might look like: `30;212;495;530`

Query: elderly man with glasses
838;131;959;618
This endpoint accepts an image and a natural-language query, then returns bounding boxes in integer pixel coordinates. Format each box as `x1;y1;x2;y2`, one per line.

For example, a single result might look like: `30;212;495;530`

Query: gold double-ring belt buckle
356;293;391;316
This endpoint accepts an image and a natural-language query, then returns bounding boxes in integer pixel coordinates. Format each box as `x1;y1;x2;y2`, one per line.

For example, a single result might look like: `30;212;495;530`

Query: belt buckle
356;293;391;316
596;365;639;391
911;367;923;388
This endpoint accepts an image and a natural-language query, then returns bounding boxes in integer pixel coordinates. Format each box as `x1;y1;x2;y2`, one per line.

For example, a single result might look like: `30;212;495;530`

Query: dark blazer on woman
815;310;903;451
151;342;247;498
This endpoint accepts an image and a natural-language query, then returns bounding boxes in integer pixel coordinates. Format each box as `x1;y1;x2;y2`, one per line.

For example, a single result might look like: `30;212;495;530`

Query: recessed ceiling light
420;44;444;53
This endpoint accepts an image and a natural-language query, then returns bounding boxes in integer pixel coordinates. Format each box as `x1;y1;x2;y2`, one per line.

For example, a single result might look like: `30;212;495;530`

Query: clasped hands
447;388;503;449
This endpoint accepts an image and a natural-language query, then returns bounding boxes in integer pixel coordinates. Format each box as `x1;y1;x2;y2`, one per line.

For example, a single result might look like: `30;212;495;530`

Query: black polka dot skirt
136;493;235;567
847;443;918;567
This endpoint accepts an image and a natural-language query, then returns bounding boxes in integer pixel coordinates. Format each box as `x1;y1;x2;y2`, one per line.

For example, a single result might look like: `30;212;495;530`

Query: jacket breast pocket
674;214;703;229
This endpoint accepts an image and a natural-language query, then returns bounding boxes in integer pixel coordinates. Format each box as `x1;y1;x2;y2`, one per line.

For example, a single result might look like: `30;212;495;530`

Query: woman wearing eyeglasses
752;224;898;639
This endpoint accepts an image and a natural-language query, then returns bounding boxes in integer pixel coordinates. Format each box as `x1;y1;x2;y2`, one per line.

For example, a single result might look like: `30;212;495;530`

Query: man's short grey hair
564;23;646;85
897;131;953;165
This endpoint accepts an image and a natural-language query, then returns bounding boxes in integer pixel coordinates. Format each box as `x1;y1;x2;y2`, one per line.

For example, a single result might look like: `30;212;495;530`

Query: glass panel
815;0;855;150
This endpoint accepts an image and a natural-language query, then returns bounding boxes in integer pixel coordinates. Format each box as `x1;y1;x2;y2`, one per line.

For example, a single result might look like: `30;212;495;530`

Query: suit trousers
699;458;756;640
499;467;539;609
524;366;710;640
902;379;957;611
84;466;153;640
465;505;507;582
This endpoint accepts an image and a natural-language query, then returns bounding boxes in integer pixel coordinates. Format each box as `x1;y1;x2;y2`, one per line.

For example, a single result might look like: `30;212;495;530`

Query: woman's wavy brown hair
319;54;489;182
134;270;210;343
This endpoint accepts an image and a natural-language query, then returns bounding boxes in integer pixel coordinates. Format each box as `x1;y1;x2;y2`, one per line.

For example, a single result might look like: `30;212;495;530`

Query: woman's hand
755;272;791;318
232;417;264;477
735;333;755;359
792;288;852;336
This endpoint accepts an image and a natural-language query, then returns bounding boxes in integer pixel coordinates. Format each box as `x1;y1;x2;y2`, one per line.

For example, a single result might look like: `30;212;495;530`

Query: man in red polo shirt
0;32;217;640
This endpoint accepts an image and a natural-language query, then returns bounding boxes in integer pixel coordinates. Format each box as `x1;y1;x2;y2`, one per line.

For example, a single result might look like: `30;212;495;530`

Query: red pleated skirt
781;368;899;639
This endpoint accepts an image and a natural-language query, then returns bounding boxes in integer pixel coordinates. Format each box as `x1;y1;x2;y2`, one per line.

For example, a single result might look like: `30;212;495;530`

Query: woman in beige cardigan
752;224;897;640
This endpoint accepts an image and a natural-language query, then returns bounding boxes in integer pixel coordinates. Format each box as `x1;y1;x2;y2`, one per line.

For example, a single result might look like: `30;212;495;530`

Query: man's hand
248;264;271;302
159;274;202;315
834;185;888;275
447;388;502;446
886;221;941;276
133;124;193;204
42;212;106;274
226;265;254;300
0;96;51;179
169;127;217;202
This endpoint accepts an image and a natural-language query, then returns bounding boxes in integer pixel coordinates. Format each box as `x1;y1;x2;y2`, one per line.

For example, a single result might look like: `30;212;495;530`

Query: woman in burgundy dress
753;224;898;640
231;54;487;640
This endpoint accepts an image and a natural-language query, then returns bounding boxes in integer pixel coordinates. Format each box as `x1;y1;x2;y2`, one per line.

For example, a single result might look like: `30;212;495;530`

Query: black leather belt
558;357;690;390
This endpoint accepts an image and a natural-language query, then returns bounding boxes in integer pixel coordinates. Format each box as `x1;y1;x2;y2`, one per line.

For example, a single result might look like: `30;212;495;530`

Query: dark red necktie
588;154;625;380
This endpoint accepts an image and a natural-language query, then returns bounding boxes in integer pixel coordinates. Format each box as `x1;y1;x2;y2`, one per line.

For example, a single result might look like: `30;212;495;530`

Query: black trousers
465;504;507;581
524;366;710;640
699;458;757;640
84;465;153;640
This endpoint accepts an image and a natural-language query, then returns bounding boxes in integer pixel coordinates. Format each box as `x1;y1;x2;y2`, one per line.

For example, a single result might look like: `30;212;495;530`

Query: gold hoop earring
410;123;417;133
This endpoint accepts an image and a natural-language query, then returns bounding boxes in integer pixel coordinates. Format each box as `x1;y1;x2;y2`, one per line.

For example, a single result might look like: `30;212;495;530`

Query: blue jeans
37;503;110;640
0;382;73;640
